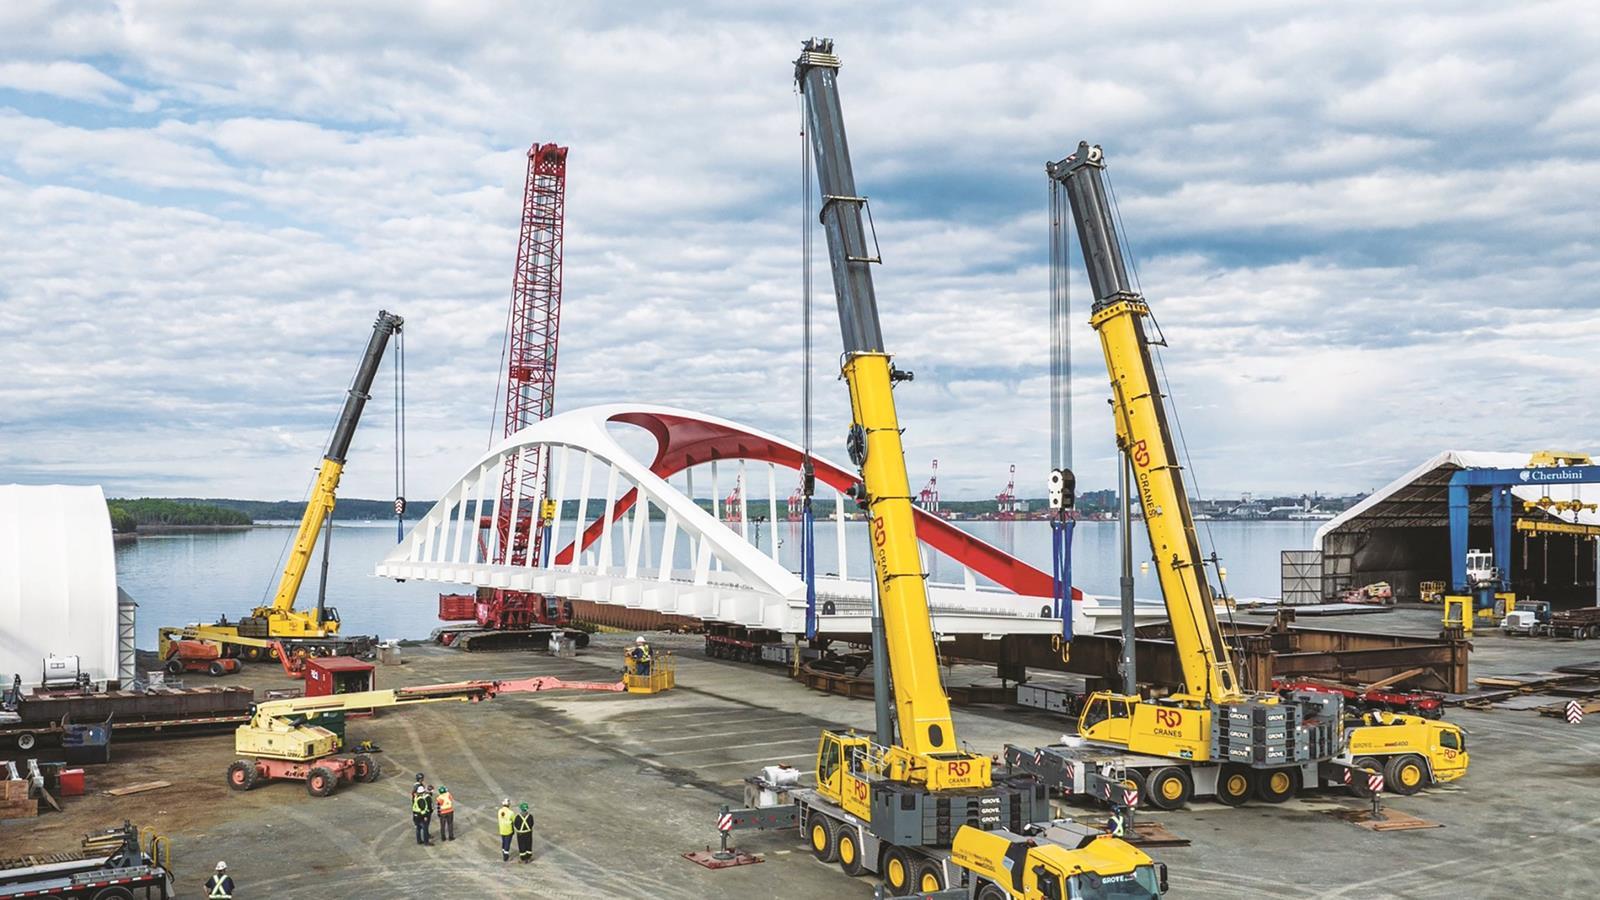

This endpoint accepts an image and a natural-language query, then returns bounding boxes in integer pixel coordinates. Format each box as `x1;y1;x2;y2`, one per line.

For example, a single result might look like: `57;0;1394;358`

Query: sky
1;1;1597;505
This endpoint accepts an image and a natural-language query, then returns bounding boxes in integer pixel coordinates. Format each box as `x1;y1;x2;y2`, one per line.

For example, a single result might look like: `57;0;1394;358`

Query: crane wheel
1146;767;1193;811
1215;763;1252;806
837;827;867;876
227;760;258;792
1384;754;1427;796
1254;767;1298;803
914;859;946;893
353;753;381;783
306;765;337;797
976;883;1010;900
881;846;914;895
807;814;838;863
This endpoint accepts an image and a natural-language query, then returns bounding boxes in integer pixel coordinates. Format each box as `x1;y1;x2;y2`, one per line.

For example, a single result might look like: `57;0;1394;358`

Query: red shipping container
59;768;85;797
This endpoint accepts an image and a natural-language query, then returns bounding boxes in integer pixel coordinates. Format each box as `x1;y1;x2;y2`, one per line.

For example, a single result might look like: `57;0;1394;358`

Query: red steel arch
555;410;1075;603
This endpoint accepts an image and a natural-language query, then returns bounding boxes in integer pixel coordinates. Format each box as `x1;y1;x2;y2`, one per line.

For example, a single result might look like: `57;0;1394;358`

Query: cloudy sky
2;1;1597;504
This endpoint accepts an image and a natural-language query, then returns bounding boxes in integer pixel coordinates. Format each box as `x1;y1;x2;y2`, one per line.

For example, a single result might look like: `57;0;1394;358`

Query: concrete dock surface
5;610;1600;898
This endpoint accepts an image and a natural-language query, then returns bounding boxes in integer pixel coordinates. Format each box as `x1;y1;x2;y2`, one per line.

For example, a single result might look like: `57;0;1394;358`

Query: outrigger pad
682;848;764;869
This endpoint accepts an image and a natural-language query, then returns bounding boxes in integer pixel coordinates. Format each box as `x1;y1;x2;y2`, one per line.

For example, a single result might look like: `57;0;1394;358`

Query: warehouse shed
1313;451;1600;607
0;485;123;685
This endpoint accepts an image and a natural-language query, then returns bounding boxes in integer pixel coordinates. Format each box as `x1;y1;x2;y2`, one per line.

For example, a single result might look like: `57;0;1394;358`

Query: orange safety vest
437;792;454;815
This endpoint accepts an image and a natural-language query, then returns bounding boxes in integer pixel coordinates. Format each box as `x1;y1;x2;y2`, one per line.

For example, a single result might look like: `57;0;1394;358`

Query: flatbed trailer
2;686;253;752
0;824;173;899
429;623;590;652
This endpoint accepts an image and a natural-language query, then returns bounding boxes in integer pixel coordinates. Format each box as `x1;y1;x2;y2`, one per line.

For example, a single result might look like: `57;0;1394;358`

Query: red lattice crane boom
437;142;579;647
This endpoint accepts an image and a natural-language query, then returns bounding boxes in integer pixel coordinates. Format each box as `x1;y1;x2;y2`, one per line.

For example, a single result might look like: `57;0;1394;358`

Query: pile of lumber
0;778;36;819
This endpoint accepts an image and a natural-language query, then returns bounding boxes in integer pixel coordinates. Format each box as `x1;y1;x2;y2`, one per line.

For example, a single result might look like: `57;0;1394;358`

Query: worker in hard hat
498;798;515;861
412;782;434;845
513;801;536;863
628;635;652;677
436;785;456;842
205;861;234;898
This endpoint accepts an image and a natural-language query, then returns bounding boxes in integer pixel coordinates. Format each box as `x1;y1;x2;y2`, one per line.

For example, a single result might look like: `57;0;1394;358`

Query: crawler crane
724;43;1164;900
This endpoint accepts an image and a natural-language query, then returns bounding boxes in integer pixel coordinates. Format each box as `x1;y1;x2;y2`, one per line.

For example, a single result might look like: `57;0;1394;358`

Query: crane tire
977;883;1009;900
881;845;915;895
837;827;867;876
1255;767;1298;803
1146;766;1193;811
1215;763;1253;806
1384;754;1427;796
807;813;838;863
914;859;946;893
306;765;337;797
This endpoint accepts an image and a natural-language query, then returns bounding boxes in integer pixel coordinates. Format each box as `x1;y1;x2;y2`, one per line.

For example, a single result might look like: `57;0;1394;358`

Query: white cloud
0;1;1597;505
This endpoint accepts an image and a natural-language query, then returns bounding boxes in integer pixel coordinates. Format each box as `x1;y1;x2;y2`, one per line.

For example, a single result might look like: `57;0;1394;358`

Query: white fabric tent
0;485;120;685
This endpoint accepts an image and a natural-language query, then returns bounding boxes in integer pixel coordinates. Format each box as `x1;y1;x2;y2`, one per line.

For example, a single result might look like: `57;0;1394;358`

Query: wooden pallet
1538;698;1600;718
1330;807;1441;831
1126;821;1190;847
1474;671;1588;692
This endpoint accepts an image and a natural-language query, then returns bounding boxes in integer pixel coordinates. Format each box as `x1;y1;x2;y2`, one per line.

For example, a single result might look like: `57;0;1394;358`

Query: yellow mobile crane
1007;143;1463;809
182;310;403;657
720;43;1165;900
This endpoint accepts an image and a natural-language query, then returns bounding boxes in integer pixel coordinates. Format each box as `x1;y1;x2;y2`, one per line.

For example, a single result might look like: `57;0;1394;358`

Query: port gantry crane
183;311;403;657
715;42;1164;900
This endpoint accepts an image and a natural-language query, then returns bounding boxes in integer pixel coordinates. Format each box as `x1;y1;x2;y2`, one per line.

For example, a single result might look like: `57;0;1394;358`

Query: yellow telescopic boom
256;310;404;635
1057;143;1240;704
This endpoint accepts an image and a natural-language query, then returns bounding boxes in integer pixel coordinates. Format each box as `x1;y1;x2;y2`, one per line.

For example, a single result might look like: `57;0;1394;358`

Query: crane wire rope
259;347;350;608
799;89;818;639
1104;169;1249;684
393;326;407;541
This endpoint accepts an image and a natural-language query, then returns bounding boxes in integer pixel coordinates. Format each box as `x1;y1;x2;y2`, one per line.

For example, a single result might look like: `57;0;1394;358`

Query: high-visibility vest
206;875;234;899
513;812;534;834
437;792;454;814
498;807;515;835
412;793;430;815
1109;814;1125;837
635;645;652;663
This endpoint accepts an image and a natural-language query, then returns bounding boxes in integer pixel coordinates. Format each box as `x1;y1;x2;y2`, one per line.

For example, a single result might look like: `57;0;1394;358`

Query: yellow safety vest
412;793;429;815
206;875;233;899
498;807;515;835
513;812;534;834
437;792;454;814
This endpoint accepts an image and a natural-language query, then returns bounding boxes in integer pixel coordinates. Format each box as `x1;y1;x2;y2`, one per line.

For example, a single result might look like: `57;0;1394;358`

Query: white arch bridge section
377;405;1093;638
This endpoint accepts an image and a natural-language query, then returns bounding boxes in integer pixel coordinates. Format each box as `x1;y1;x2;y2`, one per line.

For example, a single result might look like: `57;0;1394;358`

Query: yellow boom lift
720;42;1165;900
179;310;404;659
227;673;623;797
1006;143;1465;808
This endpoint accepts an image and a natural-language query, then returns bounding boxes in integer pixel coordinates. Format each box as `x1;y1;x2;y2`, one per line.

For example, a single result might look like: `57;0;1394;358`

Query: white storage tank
0;485;121;686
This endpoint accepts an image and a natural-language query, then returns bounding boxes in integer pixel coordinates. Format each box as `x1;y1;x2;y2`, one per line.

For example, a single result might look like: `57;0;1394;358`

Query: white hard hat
502;797;511;806
635;635;646;643
216;861;227;870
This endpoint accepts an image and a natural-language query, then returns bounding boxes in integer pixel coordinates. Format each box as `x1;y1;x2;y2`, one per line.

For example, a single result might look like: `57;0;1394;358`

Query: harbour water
113;519;1324;648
